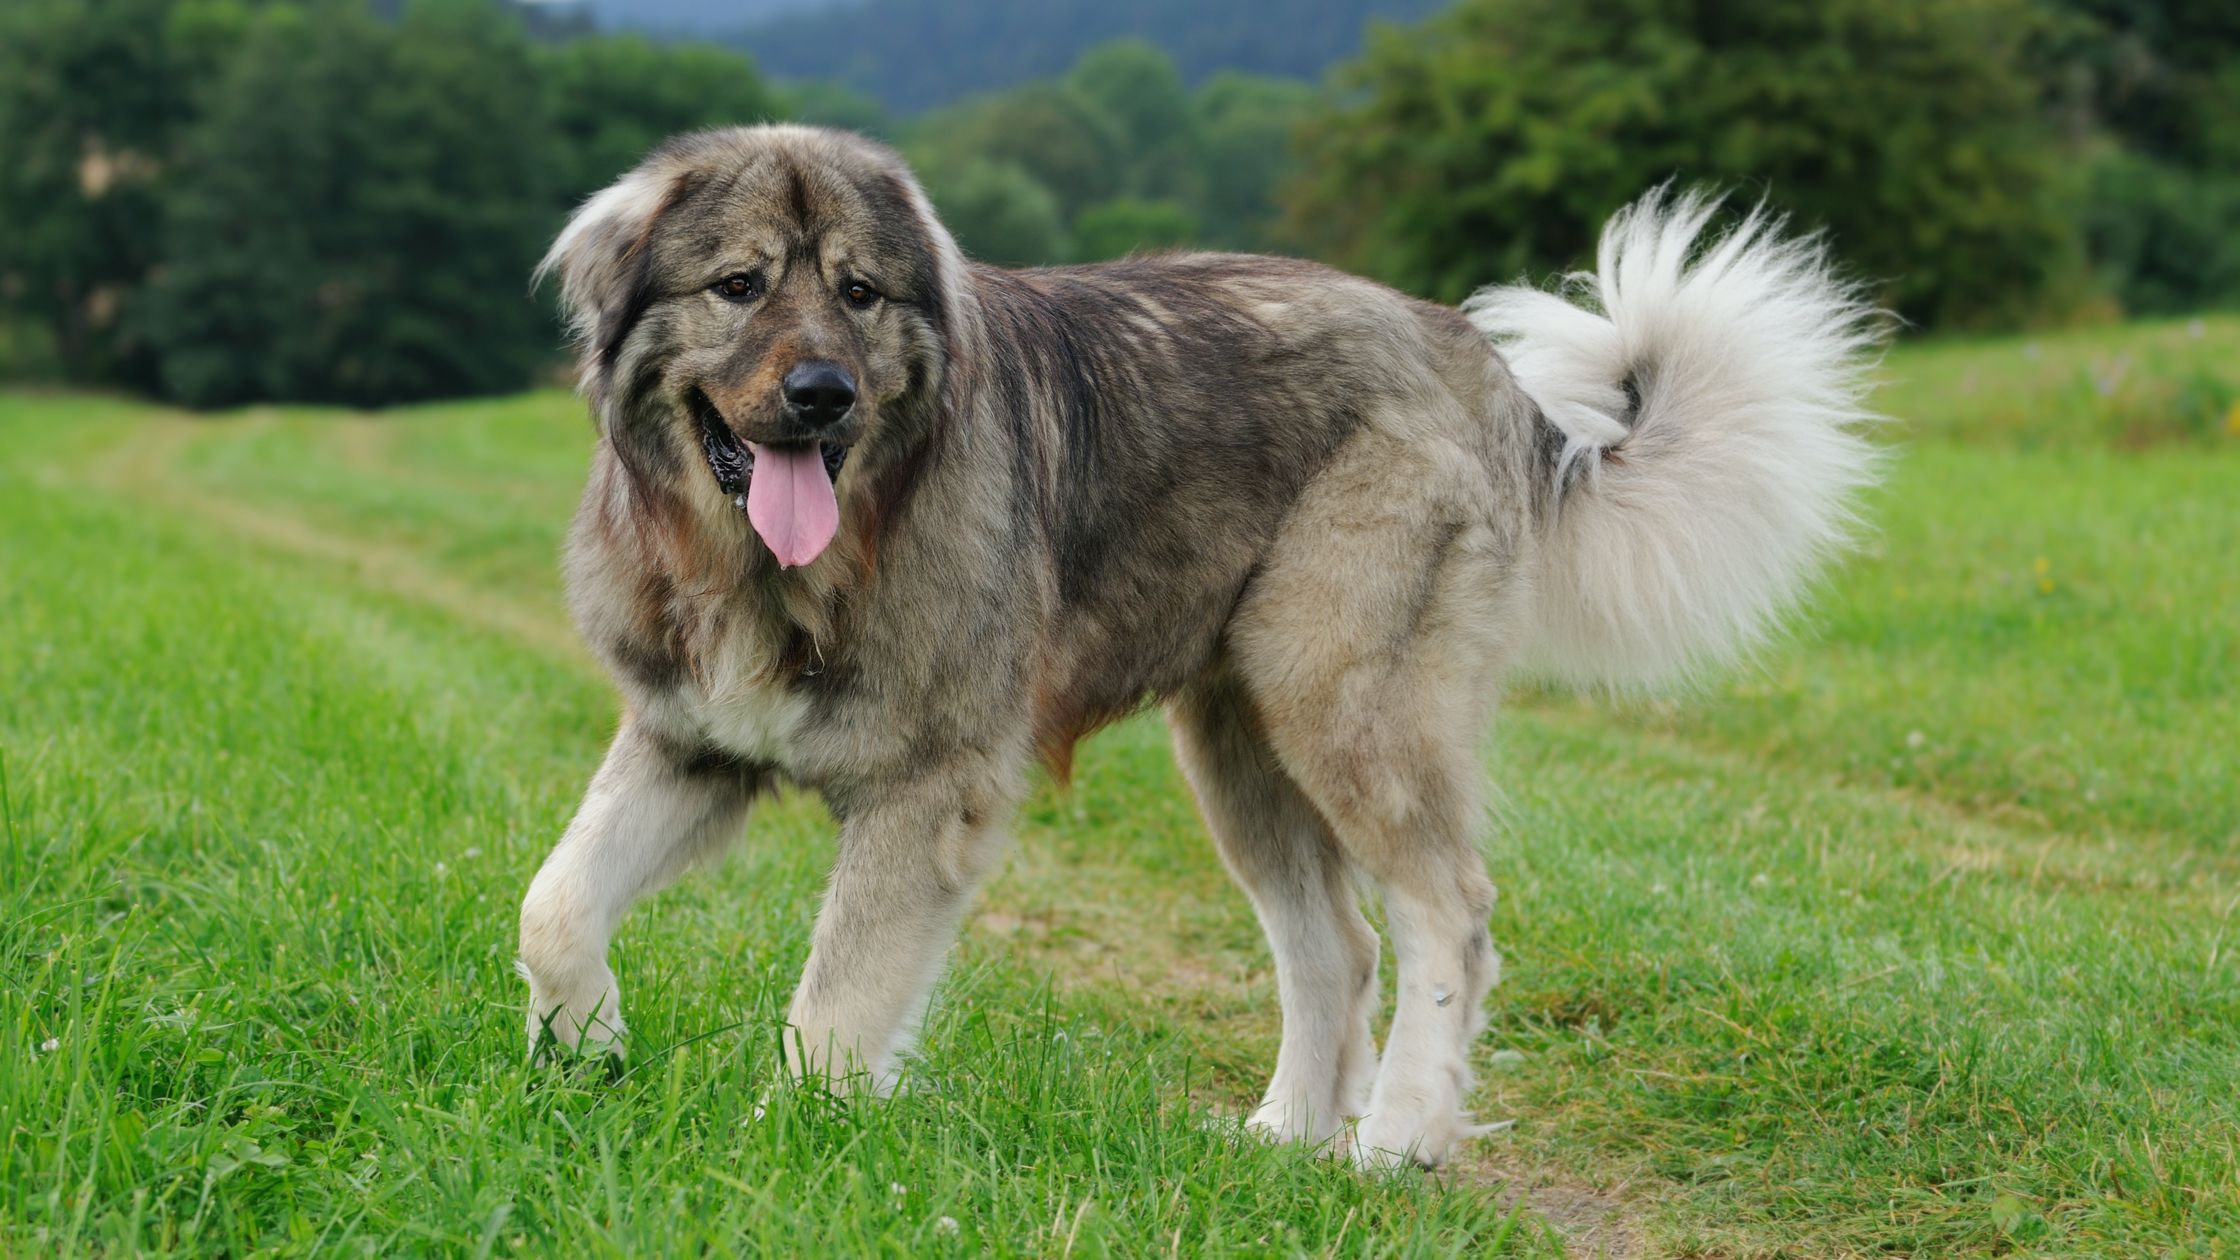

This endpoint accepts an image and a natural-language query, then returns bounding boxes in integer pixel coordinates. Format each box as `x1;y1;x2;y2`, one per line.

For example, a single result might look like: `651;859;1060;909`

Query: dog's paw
529;1033;627;1085
1243;1095;1346;1151
1345;1109;1512;1171
519;958;626;1069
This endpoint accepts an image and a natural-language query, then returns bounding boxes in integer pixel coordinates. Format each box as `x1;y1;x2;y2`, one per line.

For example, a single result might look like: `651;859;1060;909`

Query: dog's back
963;252;1545;774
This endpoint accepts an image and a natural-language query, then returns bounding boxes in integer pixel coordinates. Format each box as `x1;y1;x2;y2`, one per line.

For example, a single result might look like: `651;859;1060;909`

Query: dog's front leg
782;770;1010;1092
518;722;759;1061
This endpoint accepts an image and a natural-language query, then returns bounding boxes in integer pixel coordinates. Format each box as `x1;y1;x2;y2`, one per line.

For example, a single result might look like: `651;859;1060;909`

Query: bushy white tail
1466;188;1886;689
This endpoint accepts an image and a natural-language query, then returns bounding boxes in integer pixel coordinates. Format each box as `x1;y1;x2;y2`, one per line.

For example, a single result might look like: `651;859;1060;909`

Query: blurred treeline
1;0;2233;408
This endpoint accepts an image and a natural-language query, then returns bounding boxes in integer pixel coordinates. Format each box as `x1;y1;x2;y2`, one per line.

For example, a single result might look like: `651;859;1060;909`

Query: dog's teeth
734;494;746;509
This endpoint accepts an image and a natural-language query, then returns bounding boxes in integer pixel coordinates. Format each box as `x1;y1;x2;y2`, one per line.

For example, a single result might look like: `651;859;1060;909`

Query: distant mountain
552;0;838;37
730;0;1450;113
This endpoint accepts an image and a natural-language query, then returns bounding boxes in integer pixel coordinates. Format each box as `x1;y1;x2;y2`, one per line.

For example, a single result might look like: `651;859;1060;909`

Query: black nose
782;361;856;428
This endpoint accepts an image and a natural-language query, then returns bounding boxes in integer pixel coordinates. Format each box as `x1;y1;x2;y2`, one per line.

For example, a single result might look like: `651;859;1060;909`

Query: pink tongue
744;442;839;569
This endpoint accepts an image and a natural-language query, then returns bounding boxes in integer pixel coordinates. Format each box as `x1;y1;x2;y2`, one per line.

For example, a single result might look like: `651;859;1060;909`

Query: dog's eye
712;272;763;303
843;281;879;309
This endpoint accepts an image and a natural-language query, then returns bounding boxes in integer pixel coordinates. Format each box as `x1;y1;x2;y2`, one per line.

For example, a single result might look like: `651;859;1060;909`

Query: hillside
732;0;1449;112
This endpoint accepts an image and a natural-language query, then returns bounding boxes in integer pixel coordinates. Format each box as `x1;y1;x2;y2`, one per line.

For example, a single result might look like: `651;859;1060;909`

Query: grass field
3;315;2236;1256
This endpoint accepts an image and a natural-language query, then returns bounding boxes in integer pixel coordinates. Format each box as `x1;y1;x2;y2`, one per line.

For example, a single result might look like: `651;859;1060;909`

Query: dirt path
79;418;595;670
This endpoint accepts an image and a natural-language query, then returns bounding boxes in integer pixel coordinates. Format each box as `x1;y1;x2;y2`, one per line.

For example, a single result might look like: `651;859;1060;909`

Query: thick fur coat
518;125;1881;1166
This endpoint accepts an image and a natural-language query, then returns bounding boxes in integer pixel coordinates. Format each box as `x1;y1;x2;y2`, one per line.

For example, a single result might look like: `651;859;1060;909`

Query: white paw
1244;1094;1346;1150
519;958;626;1064
1347;1108;1512;1170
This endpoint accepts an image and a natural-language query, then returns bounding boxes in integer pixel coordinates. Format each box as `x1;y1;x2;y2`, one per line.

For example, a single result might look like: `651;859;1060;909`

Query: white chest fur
690;675;808;764
627;658;809;768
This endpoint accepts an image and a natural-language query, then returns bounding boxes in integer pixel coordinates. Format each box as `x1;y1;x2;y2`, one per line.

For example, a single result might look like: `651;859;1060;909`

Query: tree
144;1;559;407
785;81;891;138
911;84;1127;221
2045;1;2240;313
1073;199;1198;261
915;158;1070;267
1289;0;2081;328
1064;40;1201;204
542;35;786;208
1193;72;1315;250
0;0;240;384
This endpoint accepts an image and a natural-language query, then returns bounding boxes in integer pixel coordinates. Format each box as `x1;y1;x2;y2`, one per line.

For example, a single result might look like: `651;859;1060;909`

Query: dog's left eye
843;281;880;309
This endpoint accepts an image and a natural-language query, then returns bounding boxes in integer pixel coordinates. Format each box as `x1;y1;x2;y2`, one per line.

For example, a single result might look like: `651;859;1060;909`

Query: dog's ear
535;157;704;388
884;164;984;371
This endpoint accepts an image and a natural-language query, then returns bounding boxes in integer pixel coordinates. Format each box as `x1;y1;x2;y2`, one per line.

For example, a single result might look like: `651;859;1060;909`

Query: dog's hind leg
1229;426;1525;1168
518;722;761;1063
781;761;1014;1094
1262;691;1501;1170
1169;670;1380;1148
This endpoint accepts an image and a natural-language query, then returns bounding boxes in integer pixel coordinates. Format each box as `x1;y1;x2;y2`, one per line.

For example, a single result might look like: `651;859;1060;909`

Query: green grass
3;315;2236;1256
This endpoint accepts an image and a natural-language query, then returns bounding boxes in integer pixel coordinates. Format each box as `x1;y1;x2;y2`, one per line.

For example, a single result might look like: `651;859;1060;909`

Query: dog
518;124;1880;1167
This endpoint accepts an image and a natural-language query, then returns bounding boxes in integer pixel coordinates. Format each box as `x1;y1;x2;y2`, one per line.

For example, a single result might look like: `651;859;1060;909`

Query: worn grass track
3;317;2236;1256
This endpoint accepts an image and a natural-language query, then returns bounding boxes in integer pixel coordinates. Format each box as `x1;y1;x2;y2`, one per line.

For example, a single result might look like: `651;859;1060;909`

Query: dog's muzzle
692;389;849;505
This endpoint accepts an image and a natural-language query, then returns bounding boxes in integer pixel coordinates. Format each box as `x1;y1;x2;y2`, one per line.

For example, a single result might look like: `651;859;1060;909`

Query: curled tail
1466;188;1887;690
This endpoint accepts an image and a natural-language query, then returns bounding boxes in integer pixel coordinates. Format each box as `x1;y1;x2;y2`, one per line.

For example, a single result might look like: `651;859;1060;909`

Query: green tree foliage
0;0;242;383
915;159;1071;268
784;81;892;137
0;0;807;406
1194;73;1317;250
1289;0;2080;327
907;43;1312;264
7;0;2234;404
145;2;558;406
2048;2;2240;313
913;84;1127;223
1064;40;1202;205
542;35;785;207
2082;151;2240;316
1073;200;1199;261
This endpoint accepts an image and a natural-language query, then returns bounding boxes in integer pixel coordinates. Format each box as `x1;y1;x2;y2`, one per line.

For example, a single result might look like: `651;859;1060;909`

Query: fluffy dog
519;124;1880;1167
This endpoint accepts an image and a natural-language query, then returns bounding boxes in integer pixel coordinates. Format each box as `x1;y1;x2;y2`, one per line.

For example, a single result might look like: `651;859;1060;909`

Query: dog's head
539;126;969;570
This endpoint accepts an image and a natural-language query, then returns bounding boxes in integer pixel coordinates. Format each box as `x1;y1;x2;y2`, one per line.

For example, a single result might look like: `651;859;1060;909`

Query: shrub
1289;0;2084;328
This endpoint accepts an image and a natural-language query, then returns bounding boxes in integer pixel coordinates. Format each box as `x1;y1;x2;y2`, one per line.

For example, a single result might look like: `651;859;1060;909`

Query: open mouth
691;390;849;500
691;389;850;569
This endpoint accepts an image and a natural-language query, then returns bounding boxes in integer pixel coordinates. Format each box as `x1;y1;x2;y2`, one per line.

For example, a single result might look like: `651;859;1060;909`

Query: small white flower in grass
433;862;449;878
39;1037;59;1054
935;1216;960;1237
1905;730;1926;750
464;847;483;860
1749;873;1771;890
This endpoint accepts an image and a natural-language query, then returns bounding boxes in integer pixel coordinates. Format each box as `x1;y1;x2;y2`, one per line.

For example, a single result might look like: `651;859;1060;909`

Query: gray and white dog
519;124;1880;1167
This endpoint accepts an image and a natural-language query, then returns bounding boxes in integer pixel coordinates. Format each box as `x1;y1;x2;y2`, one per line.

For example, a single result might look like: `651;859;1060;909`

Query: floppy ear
534;161;700;389
885;164;985;373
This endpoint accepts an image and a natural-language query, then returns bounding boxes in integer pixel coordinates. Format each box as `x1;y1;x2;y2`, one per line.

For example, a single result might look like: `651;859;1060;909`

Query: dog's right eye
712;273;763;303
